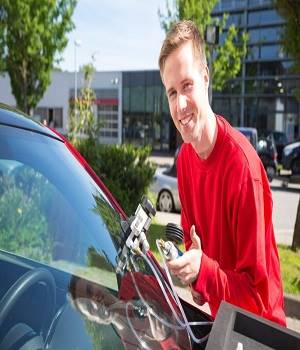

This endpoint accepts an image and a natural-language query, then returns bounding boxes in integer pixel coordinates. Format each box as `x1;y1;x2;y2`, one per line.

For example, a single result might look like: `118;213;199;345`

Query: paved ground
271;179;300;246
287;316;300;334
150;154;300;334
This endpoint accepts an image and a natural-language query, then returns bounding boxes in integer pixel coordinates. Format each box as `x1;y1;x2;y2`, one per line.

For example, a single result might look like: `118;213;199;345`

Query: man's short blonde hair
159;20;207;76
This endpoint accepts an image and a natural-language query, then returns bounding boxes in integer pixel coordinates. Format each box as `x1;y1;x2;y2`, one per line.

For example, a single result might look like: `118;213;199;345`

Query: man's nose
177;94;187;113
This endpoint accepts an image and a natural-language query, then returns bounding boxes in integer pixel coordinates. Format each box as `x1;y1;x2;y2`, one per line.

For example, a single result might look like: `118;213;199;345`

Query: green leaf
158;0;248;91
0;0;77;113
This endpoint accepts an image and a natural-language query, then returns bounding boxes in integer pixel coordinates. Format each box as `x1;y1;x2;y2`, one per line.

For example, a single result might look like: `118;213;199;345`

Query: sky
59;0;168;72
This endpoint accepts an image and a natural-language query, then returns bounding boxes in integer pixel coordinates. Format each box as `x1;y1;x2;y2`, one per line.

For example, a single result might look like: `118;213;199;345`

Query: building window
225;12;245;28
248;26;282;44
122;71;175;150
248;9;283;27
97;104;119;139
34;107;63;128
260;44;281;59
247;46;259;60
214;0;247;12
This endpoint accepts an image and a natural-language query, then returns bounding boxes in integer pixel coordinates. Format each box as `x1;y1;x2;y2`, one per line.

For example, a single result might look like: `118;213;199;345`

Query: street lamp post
74;39;81;111
91;50;100;64
205;25;219;105
111;76;121;144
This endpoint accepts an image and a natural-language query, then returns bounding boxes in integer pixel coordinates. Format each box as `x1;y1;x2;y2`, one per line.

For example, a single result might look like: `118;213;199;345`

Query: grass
148;221;184;261
148;222;300;296
278;245;300;295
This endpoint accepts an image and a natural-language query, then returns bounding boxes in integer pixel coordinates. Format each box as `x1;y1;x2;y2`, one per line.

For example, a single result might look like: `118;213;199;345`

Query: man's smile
180;113;193;126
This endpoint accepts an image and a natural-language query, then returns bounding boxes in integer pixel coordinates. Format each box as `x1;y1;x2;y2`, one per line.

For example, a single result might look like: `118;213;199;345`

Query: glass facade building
122;0;299;150
122;70;177;151
212;0;300;142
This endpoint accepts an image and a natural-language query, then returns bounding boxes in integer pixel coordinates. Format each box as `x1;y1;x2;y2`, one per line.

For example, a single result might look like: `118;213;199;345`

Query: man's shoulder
223;123;264;181
219;119;257;159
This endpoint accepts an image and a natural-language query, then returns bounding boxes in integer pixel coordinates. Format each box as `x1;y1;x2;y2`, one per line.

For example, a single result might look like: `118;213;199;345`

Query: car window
237;128;258;149
273;131;287;144
163;164;177;177
0;125;120;290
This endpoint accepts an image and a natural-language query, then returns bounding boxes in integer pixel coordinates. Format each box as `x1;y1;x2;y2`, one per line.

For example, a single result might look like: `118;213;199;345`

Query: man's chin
181;130;195;144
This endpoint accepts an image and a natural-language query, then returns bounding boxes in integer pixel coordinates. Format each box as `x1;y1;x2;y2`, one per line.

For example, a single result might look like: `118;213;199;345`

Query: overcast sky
59;0;168;72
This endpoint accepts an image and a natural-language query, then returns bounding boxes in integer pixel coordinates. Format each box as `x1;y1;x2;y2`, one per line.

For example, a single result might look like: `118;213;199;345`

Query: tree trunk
292;196;300;251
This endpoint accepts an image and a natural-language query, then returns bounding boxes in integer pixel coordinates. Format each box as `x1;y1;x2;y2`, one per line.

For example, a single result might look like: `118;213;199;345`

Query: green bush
68;67;156;216
73;139;156;216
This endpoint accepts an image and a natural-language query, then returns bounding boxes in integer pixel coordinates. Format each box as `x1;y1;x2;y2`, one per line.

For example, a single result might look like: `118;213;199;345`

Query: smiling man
159;20;286;326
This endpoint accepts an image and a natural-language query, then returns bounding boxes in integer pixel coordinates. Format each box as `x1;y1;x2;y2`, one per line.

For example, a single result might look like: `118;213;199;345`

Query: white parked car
151;164;181;213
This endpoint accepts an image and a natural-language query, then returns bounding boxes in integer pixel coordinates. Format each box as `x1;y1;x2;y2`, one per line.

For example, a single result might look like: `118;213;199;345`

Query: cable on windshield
126;244;213;345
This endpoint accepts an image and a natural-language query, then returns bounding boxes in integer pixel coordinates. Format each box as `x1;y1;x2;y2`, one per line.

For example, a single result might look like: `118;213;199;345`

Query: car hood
284;141;300;152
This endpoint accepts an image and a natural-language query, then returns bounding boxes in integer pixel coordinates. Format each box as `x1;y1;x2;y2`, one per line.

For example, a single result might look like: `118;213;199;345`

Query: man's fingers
167;252;190;270
190;225;201;249
178;272;197;286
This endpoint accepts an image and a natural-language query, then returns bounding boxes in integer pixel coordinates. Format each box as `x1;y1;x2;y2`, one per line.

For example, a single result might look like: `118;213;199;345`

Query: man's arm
172;177;285;325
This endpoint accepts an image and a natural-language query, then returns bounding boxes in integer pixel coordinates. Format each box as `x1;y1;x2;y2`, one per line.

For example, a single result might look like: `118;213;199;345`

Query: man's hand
167;225;202;285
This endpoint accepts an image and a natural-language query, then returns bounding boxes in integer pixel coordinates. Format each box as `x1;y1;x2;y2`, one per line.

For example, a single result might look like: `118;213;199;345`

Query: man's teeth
180;115;192;126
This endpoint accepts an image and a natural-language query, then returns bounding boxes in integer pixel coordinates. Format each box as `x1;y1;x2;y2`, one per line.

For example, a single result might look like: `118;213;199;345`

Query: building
1;0;299;149
212;0;300;142
122;70;177;151
0;70;123;145
0;68;176;151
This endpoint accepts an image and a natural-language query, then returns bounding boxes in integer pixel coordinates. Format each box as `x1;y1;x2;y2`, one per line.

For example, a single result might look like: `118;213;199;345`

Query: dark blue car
282;141;300;174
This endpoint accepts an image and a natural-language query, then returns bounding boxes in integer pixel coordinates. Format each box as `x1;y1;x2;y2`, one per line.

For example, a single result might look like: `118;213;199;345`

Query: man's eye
168;91;176;99
184;83;192;91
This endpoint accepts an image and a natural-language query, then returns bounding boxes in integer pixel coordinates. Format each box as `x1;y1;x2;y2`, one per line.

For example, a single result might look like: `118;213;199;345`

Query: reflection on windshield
0;163;52;262
0;126;122;290
92;193;123;250
69;269;191;350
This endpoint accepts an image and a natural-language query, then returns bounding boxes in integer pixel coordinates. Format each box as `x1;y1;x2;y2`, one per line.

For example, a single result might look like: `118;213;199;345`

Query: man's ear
204;65;210;88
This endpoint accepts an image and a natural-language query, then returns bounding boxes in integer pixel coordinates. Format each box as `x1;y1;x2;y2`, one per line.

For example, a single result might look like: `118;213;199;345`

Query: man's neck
192;111;217;160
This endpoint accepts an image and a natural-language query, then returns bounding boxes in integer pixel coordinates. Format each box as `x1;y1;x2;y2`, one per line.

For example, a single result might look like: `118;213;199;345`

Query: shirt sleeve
192;176;277;320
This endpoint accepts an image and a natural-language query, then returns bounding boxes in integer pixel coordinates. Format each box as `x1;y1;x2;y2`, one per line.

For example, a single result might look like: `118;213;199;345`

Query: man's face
162;41;209;144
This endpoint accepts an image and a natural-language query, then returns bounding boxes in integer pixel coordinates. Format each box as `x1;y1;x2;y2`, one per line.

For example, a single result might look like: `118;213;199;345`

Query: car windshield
0;125;122;290
273;131;287;144
0;122;211;349
237;128;258;149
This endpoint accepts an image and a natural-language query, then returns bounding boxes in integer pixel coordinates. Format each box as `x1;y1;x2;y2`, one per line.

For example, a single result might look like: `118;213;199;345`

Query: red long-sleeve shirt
177;115;286;326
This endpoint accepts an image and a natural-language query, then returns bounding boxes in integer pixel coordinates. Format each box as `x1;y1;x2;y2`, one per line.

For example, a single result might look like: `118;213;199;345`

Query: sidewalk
149;152;174;168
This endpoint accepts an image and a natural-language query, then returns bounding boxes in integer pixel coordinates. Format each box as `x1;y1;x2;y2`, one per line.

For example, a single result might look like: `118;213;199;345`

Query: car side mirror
258;139;267;150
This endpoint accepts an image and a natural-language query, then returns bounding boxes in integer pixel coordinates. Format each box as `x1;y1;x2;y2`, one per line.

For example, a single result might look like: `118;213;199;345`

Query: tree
275;0;300;100
0;0;77;115
275;0;300;250
68;63;101;142
158;0;248;92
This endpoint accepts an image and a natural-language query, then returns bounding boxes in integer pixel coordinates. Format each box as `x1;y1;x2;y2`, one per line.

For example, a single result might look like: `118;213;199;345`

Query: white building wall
38;71;73;131
0;70;123;144
0;74;16;106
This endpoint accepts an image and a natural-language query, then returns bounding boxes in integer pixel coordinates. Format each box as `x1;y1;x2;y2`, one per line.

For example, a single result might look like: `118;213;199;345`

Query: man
159;20;286;326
